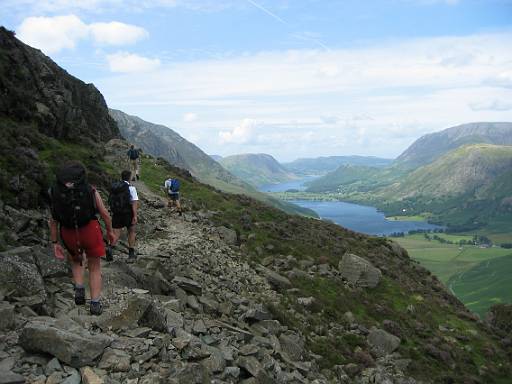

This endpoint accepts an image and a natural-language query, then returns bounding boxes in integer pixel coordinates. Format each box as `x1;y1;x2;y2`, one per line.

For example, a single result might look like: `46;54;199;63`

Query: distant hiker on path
127;144;140;181
164;176;182;215
48;161;114;316
108;170;139;263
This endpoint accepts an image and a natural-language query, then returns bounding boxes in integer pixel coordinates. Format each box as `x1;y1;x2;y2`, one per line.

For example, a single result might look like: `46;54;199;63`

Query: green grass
386;215;427;221
448;254;512;317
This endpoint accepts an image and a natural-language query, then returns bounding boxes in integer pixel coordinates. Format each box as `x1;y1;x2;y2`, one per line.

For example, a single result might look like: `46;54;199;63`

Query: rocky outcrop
338;253;381;288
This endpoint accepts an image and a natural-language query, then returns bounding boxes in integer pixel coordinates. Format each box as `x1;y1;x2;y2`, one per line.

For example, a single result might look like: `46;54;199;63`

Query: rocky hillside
284;156;393;176
110;109;315;217
393;122;512;169
1;25;512;383
0;26;119;210
219;153;297;187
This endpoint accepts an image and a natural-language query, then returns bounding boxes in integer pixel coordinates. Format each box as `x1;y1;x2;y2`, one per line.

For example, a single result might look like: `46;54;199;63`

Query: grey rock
297;297;315;307
172;276;202;296
0;302;15;331
95;295;151;331
338;253;381;288
257;266;292;290
0;246;46;304
217;226;238;245
61;371;81;384
33;245;70;278
201;346;226;373
367;328;401;357
244;305;272;322
20;316;111;368
45;357;62;375
98;348;131;372
0;371;26;384
237;356;263;377
279;333;305;361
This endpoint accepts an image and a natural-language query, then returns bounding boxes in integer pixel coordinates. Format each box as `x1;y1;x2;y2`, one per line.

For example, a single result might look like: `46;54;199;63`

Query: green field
394;234;512;316
386;215;427;222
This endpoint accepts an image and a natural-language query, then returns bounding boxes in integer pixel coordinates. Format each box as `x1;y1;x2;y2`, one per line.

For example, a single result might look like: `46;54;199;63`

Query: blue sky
2;0;512;161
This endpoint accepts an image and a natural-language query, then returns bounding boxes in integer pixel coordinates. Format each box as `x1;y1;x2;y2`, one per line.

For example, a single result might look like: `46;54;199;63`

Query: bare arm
94;190;113;234
48;217;65;260
131;201;139;224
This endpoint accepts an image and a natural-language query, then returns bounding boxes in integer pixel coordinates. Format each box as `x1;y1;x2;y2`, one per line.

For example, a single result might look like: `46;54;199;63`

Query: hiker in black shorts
164;176;182;215
127;145;140;181
108;170;139;262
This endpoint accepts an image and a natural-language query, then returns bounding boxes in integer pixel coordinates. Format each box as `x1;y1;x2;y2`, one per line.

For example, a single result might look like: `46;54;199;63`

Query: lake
259;178;443;236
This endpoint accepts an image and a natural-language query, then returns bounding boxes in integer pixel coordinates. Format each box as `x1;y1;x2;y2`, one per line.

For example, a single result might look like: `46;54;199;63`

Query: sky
2;0;512;161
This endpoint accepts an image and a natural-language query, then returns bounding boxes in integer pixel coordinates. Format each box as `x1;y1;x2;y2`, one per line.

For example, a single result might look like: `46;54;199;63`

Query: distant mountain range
219;153;297;187
110;109;316;217
394;122;512;169
306;122;512;229
284;155;392;175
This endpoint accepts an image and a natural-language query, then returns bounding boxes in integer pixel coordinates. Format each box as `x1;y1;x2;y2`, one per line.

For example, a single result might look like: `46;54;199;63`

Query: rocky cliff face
0;27;119;209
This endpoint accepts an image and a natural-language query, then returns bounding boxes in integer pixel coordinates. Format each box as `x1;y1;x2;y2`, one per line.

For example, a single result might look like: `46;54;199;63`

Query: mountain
219;153;297;187
394;122;512;169
2;26;512;383
210;154;223;161
110;109;315;217
0;26;119;209
284;155;393;176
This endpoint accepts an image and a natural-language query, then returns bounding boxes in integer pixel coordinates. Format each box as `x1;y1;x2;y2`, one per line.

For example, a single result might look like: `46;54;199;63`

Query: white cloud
183;112;198;122
99;31;512;159
470;100;512;112
18;15;89;54
17;15;148;54
106;52;161;73
219;119;257;144
89;22;148;46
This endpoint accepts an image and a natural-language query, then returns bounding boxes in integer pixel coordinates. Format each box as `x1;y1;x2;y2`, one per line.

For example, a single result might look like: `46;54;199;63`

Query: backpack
109;181;132;215
128;148;139;160
50;164;97;228
168;178;180;193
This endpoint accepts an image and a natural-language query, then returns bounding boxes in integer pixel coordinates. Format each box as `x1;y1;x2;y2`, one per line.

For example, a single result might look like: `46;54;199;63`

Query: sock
91;297;101;303
75;284;84;289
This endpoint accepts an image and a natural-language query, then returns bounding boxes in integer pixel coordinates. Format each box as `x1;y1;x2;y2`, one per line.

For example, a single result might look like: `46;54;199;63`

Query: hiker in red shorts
48;161;114;315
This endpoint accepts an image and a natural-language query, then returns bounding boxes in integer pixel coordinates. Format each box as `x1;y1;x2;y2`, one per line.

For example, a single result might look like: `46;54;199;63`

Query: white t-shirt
164;179;178;193
124;181;139;202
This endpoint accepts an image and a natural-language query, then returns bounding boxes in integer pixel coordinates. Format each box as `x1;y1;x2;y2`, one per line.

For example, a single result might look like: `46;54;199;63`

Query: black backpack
50;164;97;228
109;181;132;215
128;148;139;160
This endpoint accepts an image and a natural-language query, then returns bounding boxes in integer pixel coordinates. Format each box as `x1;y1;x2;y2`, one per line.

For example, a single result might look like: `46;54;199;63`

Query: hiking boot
74;286;86;305
90;301;103;316
128;248;136;263
105;245;113;262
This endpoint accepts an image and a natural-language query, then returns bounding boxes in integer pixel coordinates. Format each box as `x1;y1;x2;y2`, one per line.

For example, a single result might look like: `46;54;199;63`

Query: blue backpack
168;178;180;193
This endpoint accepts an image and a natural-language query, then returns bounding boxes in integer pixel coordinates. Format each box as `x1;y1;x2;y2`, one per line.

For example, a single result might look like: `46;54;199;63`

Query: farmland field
393;234;512;316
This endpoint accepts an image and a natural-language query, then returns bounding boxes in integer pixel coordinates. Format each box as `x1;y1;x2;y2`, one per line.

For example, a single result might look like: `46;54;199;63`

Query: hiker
127;144;140;181
48;161;114;316
164;176;182;215
107;170;139;263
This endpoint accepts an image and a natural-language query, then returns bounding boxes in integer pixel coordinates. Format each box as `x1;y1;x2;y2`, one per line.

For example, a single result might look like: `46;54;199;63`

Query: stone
279;333;305;361
46;372;63;384
237;356;263;377
244;305;272;322
95;295;151;331
0;371;26;384
33;245;70;278
338;253;381;288
0;302;15;331
98;348;131;372
297;297;315;307
20;317;111;368
193;319;207;334
367;328;401;357
217;226;238;245
0;246;46;304
81;366;103;384
223;366;240;379
61;371;81;384
172;276;202;296
257;266;292;290
45;357;62;375
201;346;226;374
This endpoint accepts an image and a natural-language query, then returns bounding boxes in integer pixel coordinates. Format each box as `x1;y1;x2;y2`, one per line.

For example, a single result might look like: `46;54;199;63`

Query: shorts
60;219;105;259
112;212;134;229
168;192;180;201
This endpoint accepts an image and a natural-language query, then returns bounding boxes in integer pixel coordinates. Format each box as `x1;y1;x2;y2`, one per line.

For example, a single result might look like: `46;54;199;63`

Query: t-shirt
164;179;179;194
124;181;139;202
127;148;139;160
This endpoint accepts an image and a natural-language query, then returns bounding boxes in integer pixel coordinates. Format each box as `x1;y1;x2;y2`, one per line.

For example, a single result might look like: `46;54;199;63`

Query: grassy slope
394;234;512;316
140;156;511;383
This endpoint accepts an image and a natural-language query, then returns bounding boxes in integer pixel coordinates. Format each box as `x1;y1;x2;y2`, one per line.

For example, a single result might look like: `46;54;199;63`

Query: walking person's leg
71;257;86;304
87;256;103;315
127;225;137;262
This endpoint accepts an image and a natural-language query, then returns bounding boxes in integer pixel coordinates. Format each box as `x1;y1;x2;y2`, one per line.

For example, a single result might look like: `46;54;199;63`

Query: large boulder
338;253;381;288
257;266;292;290
0;301;15;331
367;328;401;357
95;295;152;331
20;317;111;367
0;246;46;304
